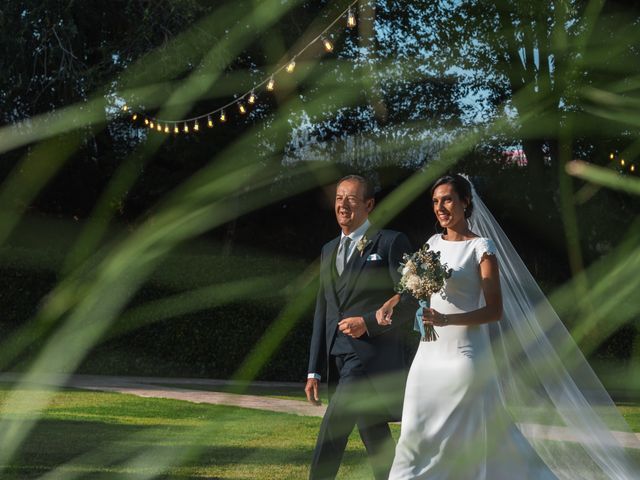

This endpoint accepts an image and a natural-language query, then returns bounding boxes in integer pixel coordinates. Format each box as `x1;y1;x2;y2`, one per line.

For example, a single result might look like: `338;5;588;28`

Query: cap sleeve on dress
475;237;497;264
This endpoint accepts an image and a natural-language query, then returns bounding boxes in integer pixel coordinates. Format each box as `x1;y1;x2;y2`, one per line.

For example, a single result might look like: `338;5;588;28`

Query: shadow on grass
0;415;372;479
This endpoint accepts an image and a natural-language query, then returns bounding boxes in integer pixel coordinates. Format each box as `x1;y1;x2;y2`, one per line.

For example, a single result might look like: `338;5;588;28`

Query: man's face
334;179;374;234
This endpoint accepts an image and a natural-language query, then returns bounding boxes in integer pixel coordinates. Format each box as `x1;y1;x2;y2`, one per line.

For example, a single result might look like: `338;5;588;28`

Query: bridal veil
465;176;639;479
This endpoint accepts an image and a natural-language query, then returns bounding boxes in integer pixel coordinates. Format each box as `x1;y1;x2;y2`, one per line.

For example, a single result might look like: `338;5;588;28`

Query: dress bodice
427;233;496;315
425;234;496;347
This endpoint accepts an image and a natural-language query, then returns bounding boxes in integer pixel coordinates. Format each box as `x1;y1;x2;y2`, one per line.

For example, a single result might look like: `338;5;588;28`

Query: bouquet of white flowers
396;242;452;341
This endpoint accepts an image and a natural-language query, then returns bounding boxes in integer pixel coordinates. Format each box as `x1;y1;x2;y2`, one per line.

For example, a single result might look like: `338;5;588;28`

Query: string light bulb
631;164;636;173
347;8;356;28
621;159;625;166
126;5;363;134
322;37;334;52
609;153;614;160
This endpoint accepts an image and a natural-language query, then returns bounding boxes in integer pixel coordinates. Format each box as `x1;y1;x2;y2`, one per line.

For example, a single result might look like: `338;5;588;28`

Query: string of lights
121;1;360;135
611;152;636;174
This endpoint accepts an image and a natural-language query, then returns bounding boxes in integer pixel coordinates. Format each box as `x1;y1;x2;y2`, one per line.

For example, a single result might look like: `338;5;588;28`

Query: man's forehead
336;180;362;195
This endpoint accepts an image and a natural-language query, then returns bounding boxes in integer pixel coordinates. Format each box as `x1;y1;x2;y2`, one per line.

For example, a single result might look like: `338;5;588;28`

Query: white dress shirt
337;218;370;270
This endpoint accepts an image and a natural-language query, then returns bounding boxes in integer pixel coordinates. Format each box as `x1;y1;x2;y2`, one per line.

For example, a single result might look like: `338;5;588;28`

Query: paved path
0;373;326;417
2;373;639;449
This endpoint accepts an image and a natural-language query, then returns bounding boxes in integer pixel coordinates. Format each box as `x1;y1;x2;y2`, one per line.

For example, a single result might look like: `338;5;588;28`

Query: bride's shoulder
472;235;495;245
426;233;441;245
471;236;497;261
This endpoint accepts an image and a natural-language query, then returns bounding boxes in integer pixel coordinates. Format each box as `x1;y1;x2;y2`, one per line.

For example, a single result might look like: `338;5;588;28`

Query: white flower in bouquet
405;274;421;292
396;242;452;341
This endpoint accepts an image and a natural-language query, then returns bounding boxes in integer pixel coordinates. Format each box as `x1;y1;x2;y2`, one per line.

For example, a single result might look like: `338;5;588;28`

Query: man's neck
342;218;370;237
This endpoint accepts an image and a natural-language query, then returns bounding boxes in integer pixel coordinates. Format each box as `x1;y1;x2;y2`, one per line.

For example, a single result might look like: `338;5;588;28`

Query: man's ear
366;198;375;213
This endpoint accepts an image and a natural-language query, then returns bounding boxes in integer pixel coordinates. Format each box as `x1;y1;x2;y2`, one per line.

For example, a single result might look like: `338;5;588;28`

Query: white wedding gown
389;234;557;479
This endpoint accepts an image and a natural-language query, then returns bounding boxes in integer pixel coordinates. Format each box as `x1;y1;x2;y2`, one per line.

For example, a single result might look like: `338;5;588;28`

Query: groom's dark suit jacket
308;227;417;421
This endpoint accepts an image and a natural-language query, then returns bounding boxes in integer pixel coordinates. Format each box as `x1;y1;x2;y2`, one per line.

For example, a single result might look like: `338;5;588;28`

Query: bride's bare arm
376;293;402;325
424;254;502;326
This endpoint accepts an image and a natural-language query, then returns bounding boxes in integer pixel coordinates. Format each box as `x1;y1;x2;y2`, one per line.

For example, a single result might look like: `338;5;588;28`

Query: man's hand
376;304;393;326
338;316;367;338
305;378;321;405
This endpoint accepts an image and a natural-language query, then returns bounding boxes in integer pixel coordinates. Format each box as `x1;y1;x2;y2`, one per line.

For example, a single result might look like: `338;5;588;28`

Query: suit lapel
339;229;382;309
322;237;341;309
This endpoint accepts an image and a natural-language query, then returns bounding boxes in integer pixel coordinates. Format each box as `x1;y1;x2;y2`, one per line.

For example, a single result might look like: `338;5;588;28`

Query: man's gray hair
337;175;375;200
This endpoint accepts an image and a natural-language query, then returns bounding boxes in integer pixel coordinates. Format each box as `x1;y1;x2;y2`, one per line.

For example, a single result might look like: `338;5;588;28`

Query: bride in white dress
376;174;639;479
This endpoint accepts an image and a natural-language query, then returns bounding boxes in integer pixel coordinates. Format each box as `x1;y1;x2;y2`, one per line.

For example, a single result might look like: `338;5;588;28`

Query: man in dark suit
305;175;416;480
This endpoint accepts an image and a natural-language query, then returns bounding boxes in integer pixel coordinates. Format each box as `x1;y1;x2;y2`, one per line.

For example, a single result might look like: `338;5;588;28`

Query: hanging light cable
124;0;360;132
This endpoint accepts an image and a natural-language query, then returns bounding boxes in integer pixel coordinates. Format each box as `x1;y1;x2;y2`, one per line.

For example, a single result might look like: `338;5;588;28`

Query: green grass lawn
0;383;638;479
617;401;640;433
0;383;385;479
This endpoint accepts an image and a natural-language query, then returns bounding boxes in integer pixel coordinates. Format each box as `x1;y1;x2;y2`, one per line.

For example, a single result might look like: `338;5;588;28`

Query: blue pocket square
366;253;382;261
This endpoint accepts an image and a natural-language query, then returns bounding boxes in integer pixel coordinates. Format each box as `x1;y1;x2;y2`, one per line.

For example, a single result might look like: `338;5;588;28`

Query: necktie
337;236;352;276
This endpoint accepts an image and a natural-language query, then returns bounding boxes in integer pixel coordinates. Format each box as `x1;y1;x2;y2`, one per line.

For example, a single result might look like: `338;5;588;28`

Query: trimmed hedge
2;169;638;380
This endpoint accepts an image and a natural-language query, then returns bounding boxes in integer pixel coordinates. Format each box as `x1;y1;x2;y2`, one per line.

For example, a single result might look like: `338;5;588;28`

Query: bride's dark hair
430;174;474;218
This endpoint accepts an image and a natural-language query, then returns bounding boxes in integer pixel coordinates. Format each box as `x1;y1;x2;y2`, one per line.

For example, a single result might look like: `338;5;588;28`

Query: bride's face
432;183;468;230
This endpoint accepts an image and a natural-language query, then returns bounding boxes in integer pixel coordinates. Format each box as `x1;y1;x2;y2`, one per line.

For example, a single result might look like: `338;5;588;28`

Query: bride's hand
423;308;449;327
376;303;394;326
